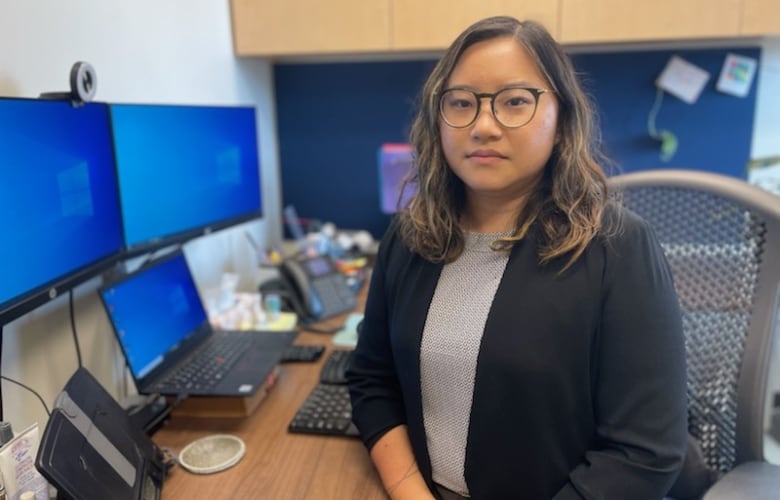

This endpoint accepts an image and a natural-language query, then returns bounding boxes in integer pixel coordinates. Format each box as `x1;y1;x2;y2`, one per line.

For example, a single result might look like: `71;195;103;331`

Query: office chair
608;169;780;499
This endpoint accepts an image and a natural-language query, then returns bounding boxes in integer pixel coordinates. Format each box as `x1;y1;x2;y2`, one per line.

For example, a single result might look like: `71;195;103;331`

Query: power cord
159;446;178;478
69;290;83;368
0;375;51;417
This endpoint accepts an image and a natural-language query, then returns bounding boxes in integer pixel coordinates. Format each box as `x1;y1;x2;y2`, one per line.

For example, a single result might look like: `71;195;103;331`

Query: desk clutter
206;291;299;332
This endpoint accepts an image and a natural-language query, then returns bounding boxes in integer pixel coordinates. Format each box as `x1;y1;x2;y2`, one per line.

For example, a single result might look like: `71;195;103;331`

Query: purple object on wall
379;143;416;214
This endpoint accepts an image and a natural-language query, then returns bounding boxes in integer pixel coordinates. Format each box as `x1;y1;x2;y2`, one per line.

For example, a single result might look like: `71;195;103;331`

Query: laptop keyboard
153;333;253;394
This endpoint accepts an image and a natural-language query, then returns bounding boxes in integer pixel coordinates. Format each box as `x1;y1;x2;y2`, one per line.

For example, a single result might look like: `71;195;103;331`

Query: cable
69;290;83;368
647;86;664;138
0;375;51;417
646;87;678;162
123;364;130;401
299;321;345;334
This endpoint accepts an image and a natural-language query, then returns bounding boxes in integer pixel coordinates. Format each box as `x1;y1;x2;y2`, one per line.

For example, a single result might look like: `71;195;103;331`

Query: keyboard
152;333;253;394
319;349;352;384
288;384;358;437
289;349;358;437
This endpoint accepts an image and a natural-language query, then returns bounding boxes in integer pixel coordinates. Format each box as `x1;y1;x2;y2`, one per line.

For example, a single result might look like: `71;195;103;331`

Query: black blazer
347;207;688;500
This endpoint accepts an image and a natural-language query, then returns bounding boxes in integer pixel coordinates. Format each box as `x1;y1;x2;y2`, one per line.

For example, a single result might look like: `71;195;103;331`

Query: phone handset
278;258;323;320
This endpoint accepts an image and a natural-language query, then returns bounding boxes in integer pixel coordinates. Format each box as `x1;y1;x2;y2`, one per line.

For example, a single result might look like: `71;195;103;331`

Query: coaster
177;434;246;474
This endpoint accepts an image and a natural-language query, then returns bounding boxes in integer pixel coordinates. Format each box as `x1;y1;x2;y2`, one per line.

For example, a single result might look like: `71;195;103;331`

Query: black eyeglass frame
438;86;550;129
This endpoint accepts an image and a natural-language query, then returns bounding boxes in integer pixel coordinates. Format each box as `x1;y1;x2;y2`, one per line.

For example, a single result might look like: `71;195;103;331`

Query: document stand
35;367;166;500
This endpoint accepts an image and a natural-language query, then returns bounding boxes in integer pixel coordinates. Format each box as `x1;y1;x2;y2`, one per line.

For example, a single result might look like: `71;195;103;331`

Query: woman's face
440;36;559;203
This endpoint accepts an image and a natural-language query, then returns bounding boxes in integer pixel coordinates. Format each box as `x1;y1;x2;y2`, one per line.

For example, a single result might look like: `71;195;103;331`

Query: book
167;365;281;418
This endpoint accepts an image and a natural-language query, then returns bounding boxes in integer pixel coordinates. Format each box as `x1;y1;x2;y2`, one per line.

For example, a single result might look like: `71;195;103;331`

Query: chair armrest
703;462;780;500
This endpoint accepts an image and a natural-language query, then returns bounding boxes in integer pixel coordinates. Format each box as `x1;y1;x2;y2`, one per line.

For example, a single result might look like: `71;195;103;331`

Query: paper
656;56;710;104
0;423;48;499
332;313;364;347
261;311;298;331
716;53;758;97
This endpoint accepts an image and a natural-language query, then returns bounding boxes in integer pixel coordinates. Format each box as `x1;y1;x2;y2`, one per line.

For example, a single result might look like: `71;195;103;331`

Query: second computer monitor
109;103;263;255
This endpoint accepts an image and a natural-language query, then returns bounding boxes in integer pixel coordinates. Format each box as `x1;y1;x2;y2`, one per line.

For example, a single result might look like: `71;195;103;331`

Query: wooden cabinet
741;0;780;36
391;1;560;51
230;0;391;56
559;0;742;44
230;0;778;58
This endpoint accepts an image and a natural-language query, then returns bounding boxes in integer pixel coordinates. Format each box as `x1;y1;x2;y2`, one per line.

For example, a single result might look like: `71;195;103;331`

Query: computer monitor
109;103;263;256
0;98;125;325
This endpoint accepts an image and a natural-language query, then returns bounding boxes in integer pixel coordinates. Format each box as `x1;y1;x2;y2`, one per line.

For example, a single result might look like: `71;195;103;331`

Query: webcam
39;61;97;106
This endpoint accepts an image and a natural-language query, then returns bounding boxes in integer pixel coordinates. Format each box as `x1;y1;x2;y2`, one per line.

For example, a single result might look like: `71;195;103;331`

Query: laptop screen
101;253;208;380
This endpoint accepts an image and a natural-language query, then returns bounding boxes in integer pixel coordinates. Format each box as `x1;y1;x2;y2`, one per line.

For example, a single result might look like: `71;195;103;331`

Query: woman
347;16;687;500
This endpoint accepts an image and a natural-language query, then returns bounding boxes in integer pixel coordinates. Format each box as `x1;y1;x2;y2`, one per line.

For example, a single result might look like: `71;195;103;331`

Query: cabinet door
741;0;780;35
560;0;742;44
231;0;391;56
391;1;560;51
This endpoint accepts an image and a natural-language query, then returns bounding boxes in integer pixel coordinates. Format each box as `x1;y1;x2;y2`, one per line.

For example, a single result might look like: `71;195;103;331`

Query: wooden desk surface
155;330;386;499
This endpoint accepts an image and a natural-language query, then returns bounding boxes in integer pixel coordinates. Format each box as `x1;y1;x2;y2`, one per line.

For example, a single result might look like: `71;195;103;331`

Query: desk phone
278;254;357;322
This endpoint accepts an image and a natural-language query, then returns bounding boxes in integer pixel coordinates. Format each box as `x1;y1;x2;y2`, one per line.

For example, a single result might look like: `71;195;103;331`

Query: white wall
0;0;282;430
753;38;780;441
753;38;780;160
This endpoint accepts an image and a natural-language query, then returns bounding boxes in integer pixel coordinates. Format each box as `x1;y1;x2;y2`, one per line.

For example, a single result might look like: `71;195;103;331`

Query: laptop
100;250;296;397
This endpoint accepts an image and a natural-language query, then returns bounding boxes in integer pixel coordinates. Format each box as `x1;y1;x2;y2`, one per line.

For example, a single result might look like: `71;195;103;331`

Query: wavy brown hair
398;16;613;270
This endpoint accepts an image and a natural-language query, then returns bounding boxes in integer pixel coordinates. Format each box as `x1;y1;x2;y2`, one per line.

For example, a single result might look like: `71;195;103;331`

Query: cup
264;293;281;322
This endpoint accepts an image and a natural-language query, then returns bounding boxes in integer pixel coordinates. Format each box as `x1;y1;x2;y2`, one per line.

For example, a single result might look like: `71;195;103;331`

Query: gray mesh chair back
608;170;780;473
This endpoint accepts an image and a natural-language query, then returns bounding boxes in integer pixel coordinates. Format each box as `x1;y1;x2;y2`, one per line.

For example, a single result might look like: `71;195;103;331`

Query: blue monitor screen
100;252;207;380
109;104;263;253
0;98;124;324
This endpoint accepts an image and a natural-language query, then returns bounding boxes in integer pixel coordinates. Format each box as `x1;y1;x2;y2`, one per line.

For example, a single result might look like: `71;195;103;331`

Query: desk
154;333;386;499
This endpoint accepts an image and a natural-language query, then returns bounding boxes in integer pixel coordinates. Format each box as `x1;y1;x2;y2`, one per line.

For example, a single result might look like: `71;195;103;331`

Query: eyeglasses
439;86;550;129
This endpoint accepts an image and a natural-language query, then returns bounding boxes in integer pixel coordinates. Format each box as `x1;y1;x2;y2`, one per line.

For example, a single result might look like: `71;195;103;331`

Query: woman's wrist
388;478;435;500
383;462;433;499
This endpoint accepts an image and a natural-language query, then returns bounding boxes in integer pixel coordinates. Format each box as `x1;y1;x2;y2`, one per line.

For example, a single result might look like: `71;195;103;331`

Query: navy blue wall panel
275;61;434;237
275;47;759;238
572;48;760;175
